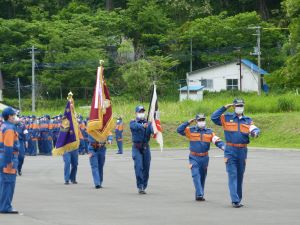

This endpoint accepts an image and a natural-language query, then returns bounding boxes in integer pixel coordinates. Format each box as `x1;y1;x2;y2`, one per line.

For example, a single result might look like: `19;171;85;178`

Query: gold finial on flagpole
99;60;104;66
67;91;73;100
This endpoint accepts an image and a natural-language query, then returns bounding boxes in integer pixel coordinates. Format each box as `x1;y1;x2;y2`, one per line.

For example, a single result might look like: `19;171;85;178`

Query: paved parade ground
1;148;300;225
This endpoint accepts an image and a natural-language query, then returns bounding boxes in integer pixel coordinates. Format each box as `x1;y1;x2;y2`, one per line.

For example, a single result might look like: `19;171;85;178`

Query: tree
167;11;285;80
266;0;300;90
120;55;179;100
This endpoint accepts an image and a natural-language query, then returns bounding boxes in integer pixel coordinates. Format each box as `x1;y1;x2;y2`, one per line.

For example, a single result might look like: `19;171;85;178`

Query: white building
178;85;204;101
186;59;268;93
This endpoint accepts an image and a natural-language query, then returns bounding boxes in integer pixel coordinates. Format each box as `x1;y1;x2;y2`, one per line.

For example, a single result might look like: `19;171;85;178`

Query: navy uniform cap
135;106;145;113
2;107;16;117
195;113;206;120
233;98;245;106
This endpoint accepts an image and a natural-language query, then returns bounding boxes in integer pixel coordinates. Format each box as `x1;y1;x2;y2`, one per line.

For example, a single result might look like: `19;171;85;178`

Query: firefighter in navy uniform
16;117;29;176
211;98;260;208
88;133;113;189
130;106;154;194
115;117;124;154
177;114;225;201
0;107;19;214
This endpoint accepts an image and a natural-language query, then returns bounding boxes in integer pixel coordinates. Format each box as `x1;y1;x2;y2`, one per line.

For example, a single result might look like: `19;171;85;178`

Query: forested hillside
0;0;299;100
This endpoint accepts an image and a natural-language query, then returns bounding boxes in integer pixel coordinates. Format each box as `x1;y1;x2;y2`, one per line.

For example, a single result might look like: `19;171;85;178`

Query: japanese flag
148;84;163;151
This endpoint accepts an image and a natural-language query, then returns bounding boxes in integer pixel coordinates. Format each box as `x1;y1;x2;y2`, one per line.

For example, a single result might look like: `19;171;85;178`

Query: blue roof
241;59;268;75
179;85;204;91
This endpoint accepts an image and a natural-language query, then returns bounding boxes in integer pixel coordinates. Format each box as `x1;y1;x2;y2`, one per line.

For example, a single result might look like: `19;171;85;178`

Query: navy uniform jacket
130;119;153;144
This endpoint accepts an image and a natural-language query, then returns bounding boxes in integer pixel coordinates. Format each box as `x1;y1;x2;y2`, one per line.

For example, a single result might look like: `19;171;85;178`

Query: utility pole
190;38;193;73
235;47;242;91
30;45;36;112
186;73;189;100
187;38;193;100
17;77;21;111
249;26;262;95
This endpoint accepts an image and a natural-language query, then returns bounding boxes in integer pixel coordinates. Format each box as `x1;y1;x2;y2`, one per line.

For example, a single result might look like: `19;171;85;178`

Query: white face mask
10;115;19;124
235;107;244;115
117;120;120;123
197;121;206;128
137;113;145;120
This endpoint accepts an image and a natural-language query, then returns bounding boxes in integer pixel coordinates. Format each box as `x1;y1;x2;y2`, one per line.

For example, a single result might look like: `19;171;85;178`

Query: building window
201;79;213;89
226;79;238;90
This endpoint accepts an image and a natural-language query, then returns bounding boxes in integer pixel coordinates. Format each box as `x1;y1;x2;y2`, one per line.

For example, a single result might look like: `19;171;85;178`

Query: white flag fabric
148;84;163;151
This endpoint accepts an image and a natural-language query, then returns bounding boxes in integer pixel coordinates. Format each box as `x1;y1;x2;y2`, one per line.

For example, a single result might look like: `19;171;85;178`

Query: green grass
3;92;300;149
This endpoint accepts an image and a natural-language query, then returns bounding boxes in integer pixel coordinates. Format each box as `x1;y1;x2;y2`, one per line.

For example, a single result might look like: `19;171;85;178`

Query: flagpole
142;82;155;150
146;81;155;123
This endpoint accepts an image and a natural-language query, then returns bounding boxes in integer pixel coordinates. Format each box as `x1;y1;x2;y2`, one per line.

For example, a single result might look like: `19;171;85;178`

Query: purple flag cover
52;99;79;156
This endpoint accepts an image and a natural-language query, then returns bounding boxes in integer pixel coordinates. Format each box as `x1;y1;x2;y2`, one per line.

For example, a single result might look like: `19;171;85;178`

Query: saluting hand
224;104;234;109
188;119;195;124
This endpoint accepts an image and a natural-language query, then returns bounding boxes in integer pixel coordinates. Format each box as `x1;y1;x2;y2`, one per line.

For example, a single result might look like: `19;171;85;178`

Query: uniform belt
91;142;106;149
190;151;208;157
0;150;18;154
226;142;247;148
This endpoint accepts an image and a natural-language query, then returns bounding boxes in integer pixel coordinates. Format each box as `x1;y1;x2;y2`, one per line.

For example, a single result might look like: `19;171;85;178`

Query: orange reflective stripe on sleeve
240;124;250;133
184;127;191;139
3;163;16;174
14;132;18;142
79;130;84;139
3;129;15;147
223;122;238;132
118;124;124;131
202;133;213;142
220;114;226;126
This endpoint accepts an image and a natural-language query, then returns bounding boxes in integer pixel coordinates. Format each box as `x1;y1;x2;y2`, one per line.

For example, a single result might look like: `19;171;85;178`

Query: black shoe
71;181;78;184
196;196;205;201
64;181;69;185
0;210;19;214
18;171;22;176
138;189;146;194
232;202;244;208
95;185;102;189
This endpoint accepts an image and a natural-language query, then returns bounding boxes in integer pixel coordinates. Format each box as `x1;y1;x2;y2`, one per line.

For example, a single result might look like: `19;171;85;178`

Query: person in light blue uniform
211;98;260;208
177;113;225;201
88;134;113;189
0;107;19;214
130;106;154;194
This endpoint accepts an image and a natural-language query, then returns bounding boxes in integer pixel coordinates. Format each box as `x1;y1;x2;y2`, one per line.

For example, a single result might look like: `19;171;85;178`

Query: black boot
196;196;205;201
232;202;244;208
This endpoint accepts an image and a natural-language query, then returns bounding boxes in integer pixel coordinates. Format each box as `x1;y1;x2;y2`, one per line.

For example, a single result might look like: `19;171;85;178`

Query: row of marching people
0;113;124;175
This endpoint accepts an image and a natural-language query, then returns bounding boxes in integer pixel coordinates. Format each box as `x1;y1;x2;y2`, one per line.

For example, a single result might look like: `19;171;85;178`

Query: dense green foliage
0;0;299;100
